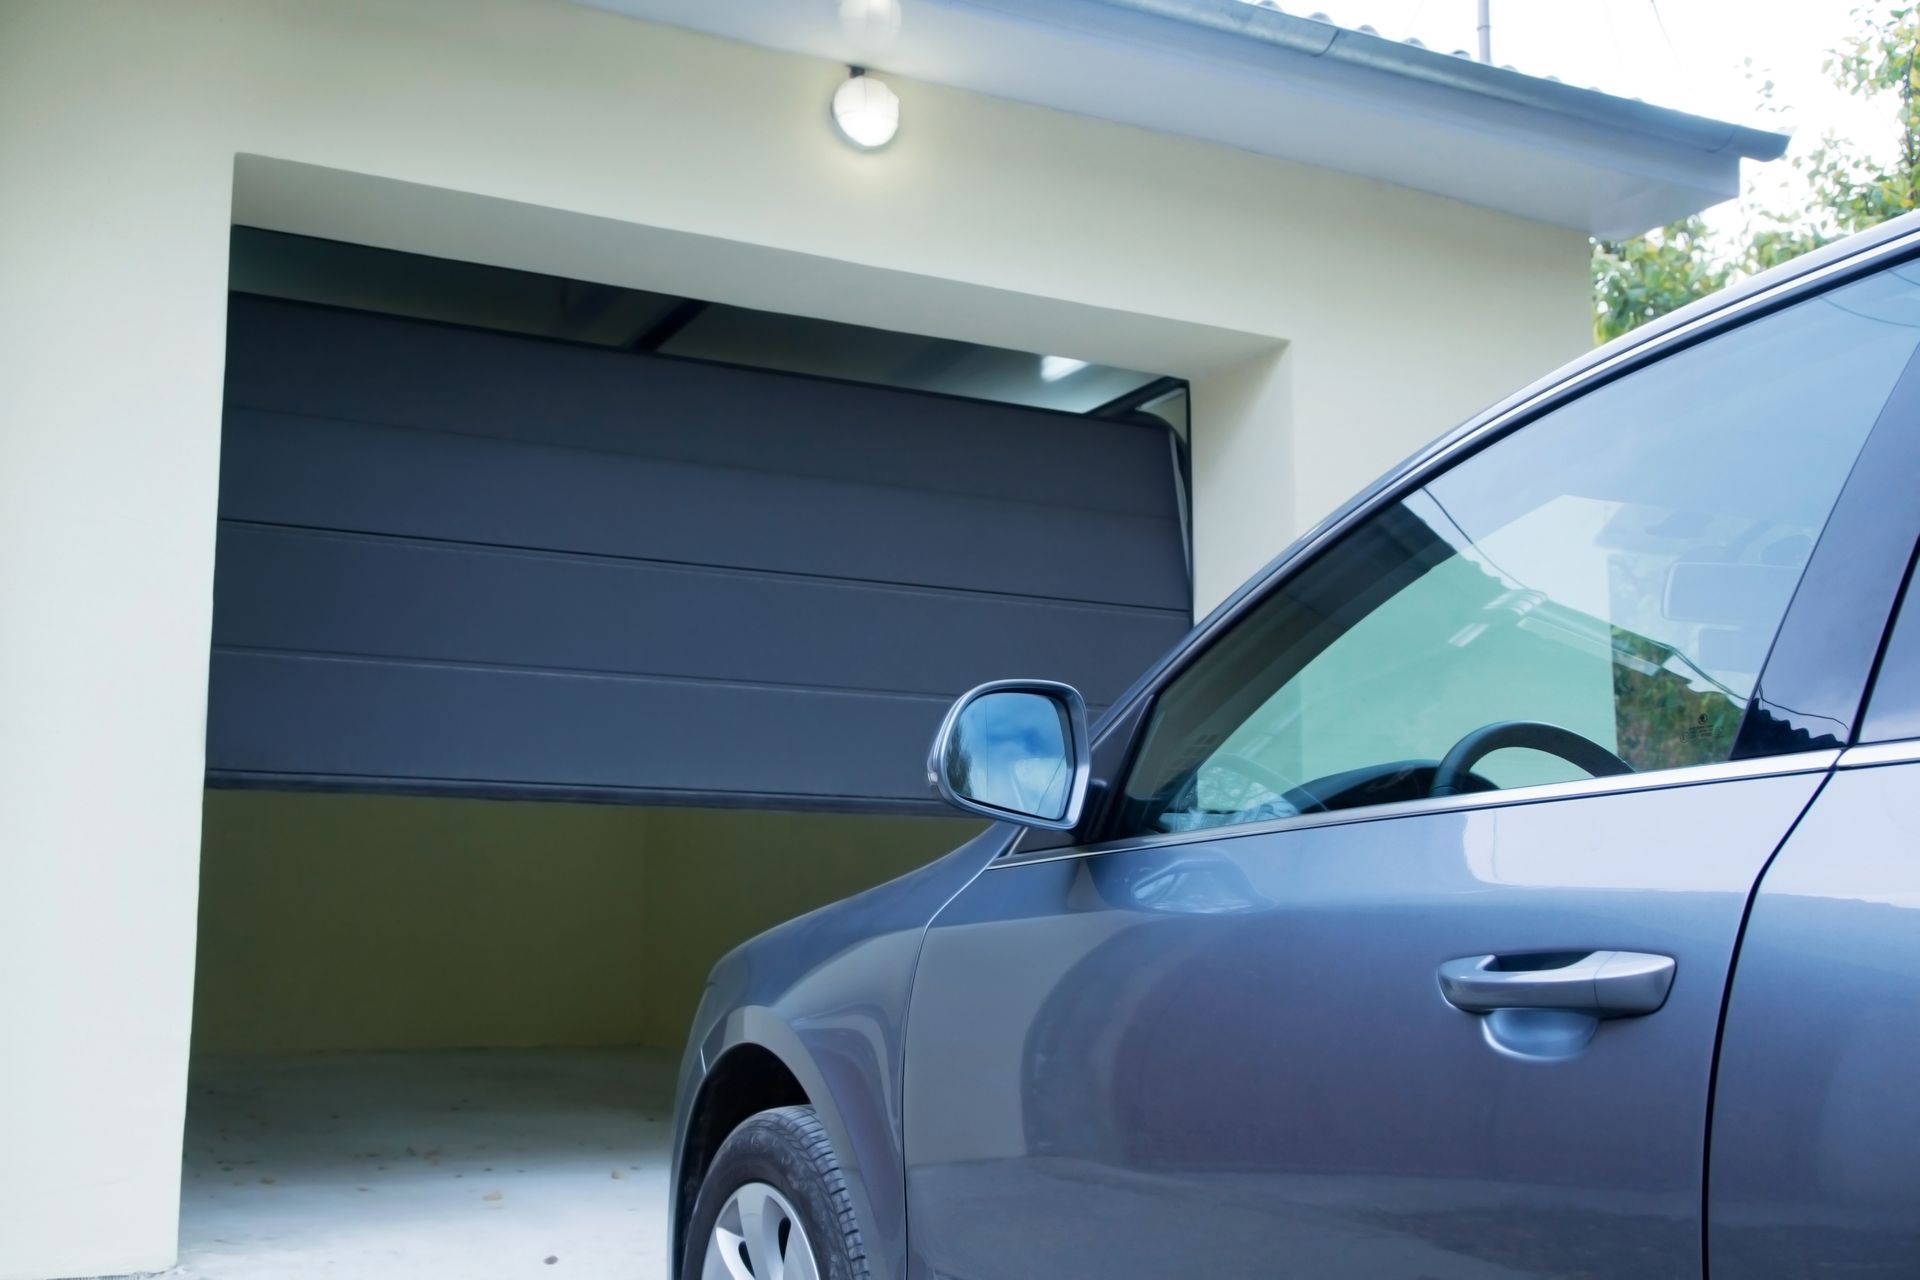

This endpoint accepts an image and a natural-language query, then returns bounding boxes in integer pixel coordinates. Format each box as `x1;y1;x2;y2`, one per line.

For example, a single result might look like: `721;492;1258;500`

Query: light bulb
832;70;900;150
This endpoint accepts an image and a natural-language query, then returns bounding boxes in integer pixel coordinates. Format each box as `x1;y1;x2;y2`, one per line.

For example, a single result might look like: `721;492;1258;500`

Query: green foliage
1812;1;1920;231
1591;218;1731;344
1590;3;1920;344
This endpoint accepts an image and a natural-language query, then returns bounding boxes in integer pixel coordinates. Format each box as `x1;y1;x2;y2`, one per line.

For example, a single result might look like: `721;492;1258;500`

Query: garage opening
183;230;1193;1276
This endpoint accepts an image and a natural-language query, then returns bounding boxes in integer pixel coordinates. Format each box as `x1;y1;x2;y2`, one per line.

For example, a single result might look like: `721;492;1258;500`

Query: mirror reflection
943;691;1073;821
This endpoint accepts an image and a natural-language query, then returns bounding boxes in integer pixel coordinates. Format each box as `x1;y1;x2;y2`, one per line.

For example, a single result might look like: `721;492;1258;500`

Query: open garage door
207;295;1191;811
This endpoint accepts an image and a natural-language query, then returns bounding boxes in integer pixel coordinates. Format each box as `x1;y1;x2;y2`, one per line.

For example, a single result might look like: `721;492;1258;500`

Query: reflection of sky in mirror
952;693;1070;820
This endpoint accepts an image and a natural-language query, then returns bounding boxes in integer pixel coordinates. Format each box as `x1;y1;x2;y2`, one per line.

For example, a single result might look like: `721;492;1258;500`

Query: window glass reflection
1118;264;1920;837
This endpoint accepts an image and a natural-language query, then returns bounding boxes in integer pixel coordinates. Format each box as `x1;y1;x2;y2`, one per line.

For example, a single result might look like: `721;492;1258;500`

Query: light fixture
1040;356;1089;382
832;67;900;151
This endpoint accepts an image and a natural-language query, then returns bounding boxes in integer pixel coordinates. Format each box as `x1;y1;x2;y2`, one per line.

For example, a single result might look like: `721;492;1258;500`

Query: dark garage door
206;295;1192;811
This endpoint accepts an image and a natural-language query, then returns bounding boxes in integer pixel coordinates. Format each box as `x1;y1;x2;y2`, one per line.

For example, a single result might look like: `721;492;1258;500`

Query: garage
181;231;1192;1275
5;1;1796;1273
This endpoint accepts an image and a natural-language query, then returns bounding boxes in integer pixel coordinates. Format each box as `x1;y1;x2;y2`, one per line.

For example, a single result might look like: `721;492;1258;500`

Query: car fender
671;824;1015;1279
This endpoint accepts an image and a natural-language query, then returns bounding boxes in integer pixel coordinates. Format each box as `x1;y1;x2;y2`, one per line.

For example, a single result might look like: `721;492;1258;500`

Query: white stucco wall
0;0;1588;1273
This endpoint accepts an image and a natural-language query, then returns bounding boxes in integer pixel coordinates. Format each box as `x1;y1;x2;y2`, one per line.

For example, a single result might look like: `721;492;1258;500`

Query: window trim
996;749;1840;869
1012;227;1920;862
1839;740;1920;768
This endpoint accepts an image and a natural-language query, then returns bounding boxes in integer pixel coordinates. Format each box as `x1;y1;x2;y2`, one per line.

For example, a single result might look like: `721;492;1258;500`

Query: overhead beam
1089;376;1187;419
629;297;709;352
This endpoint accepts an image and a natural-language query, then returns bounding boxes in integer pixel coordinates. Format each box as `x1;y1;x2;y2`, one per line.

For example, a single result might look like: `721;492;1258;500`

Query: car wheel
683;1105;870;1280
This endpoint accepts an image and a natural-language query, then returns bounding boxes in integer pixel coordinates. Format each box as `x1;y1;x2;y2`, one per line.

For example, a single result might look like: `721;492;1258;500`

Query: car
668;213;1920;1280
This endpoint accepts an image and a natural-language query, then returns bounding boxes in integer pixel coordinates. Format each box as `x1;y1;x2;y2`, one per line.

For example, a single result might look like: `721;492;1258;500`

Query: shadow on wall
192;790;982;1055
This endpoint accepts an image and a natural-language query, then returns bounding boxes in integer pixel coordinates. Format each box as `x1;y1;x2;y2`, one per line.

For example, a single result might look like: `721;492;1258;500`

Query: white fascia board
575;0;1770;237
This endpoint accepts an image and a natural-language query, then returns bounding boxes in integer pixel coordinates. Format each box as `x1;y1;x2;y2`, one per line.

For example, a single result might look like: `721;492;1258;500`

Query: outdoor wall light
832;67;900;150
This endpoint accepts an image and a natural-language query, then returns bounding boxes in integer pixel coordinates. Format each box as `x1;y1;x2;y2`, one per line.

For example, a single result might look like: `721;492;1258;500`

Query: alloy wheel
702;1180;820;1280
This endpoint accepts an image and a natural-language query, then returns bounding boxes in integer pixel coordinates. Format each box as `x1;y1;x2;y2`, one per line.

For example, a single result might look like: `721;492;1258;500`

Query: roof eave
573;0;1790;237
1099;0;1790;161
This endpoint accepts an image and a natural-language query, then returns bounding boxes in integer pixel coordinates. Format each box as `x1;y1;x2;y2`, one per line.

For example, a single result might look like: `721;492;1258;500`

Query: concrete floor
172;1049;675;1279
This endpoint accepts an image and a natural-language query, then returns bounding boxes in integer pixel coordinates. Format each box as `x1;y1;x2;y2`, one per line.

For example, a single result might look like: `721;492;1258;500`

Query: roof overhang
574;0;1787;239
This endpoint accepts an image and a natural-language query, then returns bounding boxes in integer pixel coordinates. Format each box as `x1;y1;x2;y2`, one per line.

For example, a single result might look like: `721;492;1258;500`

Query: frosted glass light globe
832;71;900;150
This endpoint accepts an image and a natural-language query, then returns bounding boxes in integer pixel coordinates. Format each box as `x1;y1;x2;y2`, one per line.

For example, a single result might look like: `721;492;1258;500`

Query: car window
1862;554;1920;743
1113;263;1920;839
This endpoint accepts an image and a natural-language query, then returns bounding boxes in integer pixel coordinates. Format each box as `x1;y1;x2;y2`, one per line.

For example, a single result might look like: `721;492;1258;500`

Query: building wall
0;0;1587;1273
193;792;978;1056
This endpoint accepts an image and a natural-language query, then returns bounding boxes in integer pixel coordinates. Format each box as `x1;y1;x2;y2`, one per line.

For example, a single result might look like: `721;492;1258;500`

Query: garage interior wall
194;791;980;1054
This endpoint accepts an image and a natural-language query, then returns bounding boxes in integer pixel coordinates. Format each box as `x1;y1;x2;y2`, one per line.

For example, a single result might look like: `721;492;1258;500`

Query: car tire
682;1105;871;1280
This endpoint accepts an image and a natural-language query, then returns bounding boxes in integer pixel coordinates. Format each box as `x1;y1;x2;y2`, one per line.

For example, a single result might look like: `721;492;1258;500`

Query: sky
1303;0;1897;238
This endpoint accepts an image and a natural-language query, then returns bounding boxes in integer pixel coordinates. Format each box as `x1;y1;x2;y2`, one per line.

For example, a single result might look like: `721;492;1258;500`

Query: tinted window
1863;558;1920;743
1114;265;1920;838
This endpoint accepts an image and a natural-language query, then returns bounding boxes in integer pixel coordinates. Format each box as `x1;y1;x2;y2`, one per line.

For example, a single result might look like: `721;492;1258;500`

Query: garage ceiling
229;228;1182;422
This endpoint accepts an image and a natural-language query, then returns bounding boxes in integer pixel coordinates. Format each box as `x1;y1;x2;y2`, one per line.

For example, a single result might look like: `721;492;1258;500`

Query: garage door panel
221;409;1187;611
224;296;1178;522
212;524;1187;706
207;650;953;807
211;296;1190;809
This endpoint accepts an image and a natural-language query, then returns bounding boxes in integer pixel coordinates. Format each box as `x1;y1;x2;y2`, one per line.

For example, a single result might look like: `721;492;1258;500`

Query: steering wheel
1428;721;1633;798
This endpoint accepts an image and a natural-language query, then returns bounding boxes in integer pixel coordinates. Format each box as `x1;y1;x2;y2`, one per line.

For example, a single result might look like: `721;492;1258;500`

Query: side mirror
927;680;1091;830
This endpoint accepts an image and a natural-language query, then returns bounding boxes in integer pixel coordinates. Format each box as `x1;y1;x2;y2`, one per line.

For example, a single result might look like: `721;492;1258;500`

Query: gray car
669;213;1920;1280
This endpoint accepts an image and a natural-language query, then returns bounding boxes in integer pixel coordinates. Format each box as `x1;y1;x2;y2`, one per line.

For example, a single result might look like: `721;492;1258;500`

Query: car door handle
1438;951;1676;1017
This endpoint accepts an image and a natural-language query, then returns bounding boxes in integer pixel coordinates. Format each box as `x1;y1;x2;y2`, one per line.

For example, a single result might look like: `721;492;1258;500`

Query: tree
1590;218;1730;343
1807;1;1920;232
1591;4;1920;343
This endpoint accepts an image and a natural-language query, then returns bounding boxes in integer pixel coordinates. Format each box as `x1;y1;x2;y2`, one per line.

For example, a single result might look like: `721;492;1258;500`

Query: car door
902;257;1920;1280
1707;550;1920;1277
